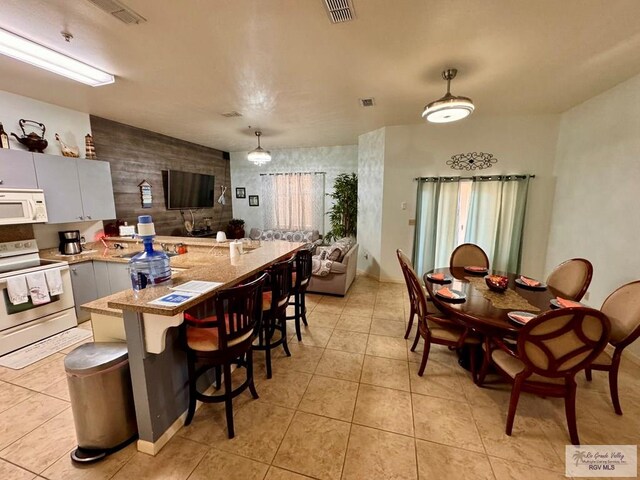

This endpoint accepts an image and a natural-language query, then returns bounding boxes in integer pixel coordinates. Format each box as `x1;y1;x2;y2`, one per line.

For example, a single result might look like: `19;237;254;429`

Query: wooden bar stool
182;273;267;439
287;245;314;341
253;257;294;378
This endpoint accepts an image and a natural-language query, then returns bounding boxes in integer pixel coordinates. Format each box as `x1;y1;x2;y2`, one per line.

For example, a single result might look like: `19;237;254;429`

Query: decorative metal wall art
447;152;498;171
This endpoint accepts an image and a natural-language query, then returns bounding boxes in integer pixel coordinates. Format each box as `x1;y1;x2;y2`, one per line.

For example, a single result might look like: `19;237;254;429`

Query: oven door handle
0;265;70;289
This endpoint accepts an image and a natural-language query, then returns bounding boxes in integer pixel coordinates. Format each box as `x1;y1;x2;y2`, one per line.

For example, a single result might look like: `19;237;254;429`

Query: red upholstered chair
253;257;294;378
397;249;481;377
585;280;640;414
183;273;267;439
546;258;593;301
482;307;610;445
287;245;314;341
449;243;490;270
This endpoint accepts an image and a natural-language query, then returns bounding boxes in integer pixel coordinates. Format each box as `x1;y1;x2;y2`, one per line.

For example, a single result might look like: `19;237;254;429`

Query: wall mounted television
166;169;215;209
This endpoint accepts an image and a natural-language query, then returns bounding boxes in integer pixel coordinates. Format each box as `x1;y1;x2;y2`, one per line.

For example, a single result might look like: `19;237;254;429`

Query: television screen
167;170;215;209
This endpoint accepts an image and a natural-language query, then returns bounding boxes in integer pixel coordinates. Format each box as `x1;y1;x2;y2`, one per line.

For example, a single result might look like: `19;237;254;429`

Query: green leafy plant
325;173;358;242
228;218;245;227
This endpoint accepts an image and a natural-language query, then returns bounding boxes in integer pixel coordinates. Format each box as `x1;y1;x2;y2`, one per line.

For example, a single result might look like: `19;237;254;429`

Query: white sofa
307;243;359;296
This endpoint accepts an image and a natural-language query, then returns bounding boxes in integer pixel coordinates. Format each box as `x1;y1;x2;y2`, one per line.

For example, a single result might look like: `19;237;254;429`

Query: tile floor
0;276;639;479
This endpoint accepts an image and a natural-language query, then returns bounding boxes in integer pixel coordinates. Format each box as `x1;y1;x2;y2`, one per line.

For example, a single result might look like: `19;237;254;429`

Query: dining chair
449;243;490;270
253;257;294;378
546;258;593;301
481;307;610;445
585;280;640;415
287;245;314;341
397;249;481;377
182;273;267;439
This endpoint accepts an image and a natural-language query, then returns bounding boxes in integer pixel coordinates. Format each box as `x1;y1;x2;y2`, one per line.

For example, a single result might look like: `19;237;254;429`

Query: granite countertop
106;240;303;317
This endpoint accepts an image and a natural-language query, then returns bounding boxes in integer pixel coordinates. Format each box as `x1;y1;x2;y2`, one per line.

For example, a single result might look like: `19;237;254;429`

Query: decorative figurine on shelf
85;134;97;159
11;119;48;153
55;133;80;157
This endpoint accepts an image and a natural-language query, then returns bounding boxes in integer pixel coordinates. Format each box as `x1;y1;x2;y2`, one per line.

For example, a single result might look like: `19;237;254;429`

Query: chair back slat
268;257;295;311
546;258;593;301
397;249;429;319
294;245;314;288
185;273;267;350
600;280;640;346
517;307;610;377
449;243;489;270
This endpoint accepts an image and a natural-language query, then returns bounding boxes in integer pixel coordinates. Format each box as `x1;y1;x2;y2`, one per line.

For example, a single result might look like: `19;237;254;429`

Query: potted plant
226;218;245;239
325;173;357;243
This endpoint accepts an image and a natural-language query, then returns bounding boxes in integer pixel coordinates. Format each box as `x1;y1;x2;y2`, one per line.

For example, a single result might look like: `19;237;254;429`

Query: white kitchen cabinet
106;262;131;293
93;261;111;298
0;150;38;189
33;154;116;223
77;159;117;221
69;262;99;322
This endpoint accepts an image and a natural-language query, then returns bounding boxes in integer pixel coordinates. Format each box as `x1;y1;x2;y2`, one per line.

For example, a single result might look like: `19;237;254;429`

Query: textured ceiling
0;0;639;151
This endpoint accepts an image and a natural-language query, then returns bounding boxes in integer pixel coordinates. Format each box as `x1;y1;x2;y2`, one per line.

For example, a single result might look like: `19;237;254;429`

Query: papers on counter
169;281;223;294
148;281;224;307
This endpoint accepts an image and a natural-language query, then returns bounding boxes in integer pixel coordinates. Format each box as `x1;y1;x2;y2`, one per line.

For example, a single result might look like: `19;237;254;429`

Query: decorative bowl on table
485;275;508;293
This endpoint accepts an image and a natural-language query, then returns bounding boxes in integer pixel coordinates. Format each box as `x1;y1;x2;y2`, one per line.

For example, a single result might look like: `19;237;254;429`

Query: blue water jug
129;215;171;291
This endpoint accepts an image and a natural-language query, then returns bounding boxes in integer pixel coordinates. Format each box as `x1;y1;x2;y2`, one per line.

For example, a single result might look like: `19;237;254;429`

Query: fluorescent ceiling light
0;28;115;87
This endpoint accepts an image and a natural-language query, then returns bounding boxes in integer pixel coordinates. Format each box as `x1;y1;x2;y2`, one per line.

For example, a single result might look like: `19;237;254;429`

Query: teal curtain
412;178;460;277
465;175;530;272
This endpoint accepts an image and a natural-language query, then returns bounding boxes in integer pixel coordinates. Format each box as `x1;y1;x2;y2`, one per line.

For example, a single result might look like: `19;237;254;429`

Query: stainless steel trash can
65;342;137;462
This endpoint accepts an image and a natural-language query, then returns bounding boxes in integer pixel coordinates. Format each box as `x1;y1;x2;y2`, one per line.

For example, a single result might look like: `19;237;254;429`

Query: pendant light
422;68;474;123
247;130;271;166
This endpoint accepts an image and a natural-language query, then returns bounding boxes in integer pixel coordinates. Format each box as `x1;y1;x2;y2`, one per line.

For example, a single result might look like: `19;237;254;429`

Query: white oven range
0;239;77;357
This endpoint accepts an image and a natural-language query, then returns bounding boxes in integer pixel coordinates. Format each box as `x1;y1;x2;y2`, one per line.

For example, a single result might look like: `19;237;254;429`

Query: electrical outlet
401;202;407;210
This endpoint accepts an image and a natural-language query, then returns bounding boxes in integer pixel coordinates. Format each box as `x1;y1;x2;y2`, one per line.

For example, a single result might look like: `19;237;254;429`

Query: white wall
356;128;386;278
373;115;560;283
0;90;91;157
546;73;640;357
230;145;358;234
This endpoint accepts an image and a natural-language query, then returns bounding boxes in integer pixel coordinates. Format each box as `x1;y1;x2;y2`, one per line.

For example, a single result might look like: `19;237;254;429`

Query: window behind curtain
412;175;530;276
262;173;325;232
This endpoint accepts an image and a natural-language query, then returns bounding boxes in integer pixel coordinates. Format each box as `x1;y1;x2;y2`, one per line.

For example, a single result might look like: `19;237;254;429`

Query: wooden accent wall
90;116;232;236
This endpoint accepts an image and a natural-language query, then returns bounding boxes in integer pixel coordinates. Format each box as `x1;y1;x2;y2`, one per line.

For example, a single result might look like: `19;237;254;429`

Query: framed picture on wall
235;187;246;199
249;195;259;207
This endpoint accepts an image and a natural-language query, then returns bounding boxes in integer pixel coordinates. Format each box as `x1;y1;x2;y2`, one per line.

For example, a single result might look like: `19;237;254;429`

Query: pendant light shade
247;130;271;166
422;69;474;123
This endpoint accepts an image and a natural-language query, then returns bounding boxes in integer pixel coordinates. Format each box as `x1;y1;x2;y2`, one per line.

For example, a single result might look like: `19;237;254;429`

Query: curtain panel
261;173;325;232
412;175;530;277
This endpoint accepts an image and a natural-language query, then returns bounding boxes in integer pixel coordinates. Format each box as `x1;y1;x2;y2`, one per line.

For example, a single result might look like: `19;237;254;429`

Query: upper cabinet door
33;154;84;223
0;150;38;189
77;159;116;221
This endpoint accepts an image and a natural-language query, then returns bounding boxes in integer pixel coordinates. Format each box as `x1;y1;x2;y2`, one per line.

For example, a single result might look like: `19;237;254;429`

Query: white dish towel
26;272;51;305
7;276;29;305
45;269;64;296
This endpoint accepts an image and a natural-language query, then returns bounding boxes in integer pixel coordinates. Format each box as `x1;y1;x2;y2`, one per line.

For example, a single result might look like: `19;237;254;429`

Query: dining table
423;267;561;369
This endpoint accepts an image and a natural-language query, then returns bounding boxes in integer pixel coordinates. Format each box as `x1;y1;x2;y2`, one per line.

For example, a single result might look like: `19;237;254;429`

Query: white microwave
0;189;48;225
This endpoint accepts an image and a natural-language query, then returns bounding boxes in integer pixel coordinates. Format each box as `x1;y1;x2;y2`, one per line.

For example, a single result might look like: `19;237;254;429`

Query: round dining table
423;267;560;338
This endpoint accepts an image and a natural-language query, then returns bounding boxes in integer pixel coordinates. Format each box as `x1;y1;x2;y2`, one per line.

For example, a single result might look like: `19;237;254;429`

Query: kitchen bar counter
89;239;304;456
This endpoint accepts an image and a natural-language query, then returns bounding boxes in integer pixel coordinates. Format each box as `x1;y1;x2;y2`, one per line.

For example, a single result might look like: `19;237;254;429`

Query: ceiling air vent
87;0;147;25
359;98;375;107
324;0;355;24
221;111;243;118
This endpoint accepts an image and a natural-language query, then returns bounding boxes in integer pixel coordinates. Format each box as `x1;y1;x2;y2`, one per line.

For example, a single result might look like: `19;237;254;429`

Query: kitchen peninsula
88;239;304;455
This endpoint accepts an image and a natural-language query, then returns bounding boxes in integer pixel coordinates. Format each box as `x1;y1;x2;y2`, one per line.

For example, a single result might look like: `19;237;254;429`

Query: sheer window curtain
261;173;325;232
412;178;461;276
412;175;530;277
465;176;530;272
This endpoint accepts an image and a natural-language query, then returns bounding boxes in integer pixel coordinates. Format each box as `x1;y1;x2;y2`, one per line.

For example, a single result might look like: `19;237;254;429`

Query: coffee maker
59;230;82;255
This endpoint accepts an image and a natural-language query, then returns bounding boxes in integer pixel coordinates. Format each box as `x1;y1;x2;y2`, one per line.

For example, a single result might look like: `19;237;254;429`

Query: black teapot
11;119;48;153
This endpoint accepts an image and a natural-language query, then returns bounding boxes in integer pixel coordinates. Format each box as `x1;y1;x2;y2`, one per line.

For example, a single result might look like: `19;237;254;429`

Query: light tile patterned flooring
1;276;639;479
